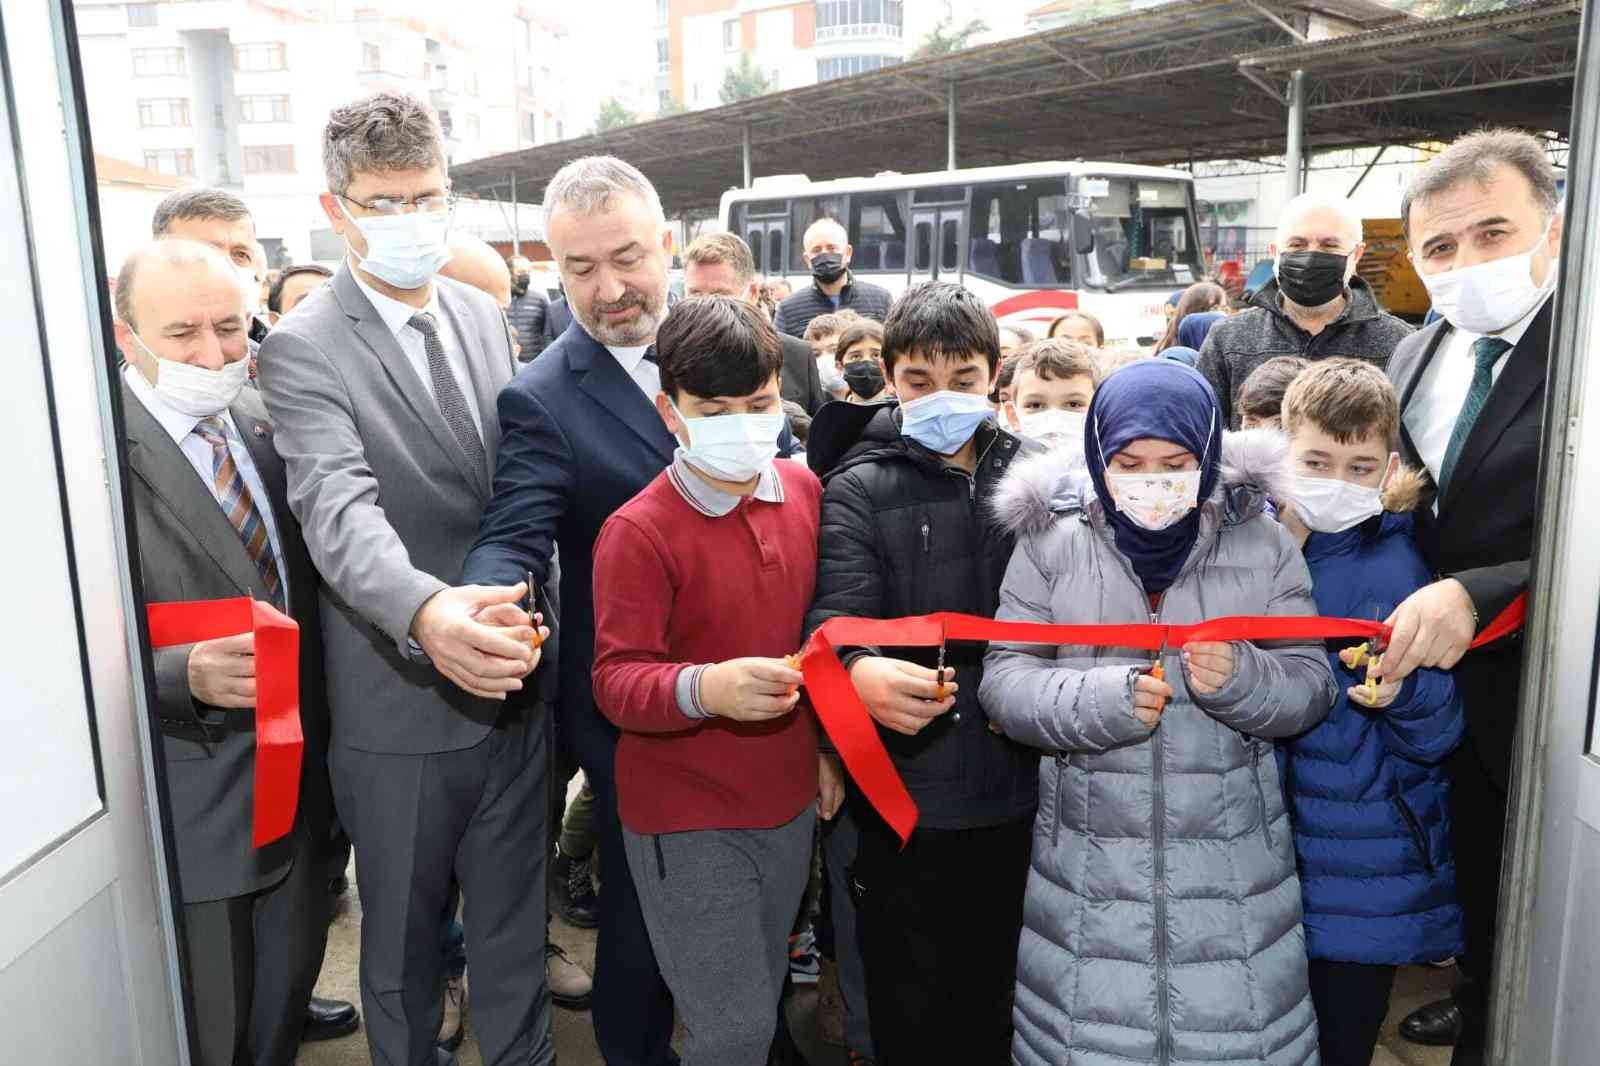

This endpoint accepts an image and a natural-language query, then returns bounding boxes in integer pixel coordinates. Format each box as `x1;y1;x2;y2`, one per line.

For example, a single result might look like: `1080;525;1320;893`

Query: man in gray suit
116;239;334;1065
256;91;551;1066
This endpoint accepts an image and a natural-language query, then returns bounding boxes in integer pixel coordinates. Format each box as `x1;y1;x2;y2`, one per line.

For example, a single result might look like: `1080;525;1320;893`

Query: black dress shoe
1399;997;1464;1046
302;996;360;1042
550;848;599;929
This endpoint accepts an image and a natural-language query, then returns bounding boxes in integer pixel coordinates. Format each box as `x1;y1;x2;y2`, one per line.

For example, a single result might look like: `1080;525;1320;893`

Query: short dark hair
266;263;333;313
1282;357;1399;445
323;91;445;194
835;319;883;362
655;295;783;400
151;186;252;237
1401;128;1560;241
881;282;1000;377
803;309;860;343
1046;310;1105;347
1236;356;1309;423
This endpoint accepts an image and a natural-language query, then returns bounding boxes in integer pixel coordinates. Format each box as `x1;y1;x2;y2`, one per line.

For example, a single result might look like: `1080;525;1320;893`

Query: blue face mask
899;389;993;455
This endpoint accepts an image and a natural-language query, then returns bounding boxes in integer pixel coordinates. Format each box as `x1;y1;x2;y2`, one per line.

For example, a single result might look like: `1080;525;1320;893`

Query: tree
719;52;772;105
912;15;989;58
592;97;637;135
658;95;687;117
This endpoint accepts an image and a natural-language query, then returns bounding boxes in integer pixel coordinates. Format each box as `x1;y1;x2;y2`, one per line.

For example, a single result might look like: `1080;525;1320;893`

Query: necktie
1438;336;1513;493
642;345;658;364
409;312;487;471
193;416;284;610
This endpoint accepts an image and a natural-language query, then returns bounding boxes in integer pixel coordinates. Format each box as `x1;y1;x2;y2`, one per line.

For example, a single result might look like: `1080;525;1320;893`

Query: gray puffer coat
980;430;1336;1066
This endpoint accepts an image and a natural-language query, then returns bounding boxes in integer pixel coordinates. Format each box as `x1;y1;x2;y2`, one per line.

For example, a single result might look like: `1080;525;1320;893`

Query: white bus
718;161;1205;347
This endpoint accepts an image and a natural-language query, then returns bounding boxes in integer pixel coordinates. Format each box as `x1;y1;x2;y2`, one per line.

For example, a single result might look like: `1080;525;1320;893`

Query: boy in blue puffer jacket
1277;358;1465;1066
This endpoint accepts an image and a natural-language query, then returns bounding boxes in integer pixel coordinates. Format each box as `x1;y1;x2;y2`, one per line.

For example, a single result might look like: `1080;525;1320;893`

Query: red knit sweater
591;461;822;834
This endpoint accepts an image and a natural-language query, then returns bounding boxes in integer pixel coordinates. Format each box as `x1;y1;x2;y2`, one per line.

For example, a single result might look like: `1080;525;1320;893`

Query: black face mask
842;360;885;398
511;273;530;299
810;251;847;284
1275;250;1349;307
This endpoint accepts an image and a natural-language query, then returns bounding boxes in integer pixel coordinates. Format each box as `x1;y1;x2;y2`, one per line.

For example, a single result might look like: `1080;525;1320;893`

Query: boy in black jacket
804;282;1037;1066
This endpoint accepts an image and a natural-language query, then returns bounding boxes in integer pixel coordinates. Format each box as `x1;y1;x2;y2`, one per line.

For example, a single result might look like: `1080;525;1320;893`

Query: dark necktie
409;312;486;471
642;345;658;365
1438;336;1513;493
193;416;285;610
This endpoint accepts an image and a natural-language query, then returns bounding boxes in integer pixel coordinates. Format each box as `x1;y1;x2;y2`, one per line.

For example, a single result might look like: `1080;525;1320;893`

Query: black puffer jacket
804;401;1039;829
507;288;548;361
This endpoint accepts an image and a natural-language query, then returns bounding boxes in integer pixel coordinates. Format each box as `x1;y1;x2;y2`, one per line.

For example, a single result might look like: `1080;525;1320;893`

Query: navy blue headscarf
1086;360;1224;595
1159;345;1199;367
1177;310;1226;350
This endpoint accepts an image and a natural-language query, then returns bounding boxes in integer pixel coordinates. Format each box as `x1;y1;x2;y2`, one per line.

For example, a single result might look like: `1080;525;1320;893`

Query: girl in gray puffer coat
980;361;1336;1066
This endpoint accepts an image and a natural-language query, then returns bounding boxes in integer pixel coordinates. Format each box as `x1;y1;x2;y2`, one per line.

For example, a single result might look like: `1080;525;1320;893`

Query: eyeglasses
339;192;456;216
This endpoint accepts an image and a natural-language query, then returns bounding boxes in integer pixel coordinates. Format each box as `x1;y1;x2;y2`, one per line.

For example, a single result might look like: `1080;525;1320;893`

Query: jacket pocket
1393;794;1436;874
1050;756;1065;847
1252;744;1273;851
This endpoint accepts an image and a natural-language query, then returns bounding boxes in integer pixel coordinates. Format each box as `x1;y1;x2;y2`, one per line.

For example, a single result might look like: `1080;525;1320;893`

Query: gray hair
541;155;664;229
322;91;445;194
1401;128;1560;241
803;216;847;251
151;186;252;238
115;239;239;331
1275;192;1363;248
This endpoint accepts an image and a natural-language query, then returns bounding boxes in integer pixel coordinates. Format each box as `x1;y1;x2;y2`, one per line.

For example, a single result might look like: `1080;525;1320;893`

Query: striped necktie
193;416;284;610
1438;336;1514;494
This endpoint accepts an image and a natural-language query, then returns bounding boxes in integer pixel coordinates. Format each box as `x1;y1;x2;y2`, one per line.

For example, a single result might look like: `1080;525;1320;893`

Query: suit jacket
124;382;330;904
780;333;827;416
257;265;531;756
541;294;574;345
1388;298;1551;788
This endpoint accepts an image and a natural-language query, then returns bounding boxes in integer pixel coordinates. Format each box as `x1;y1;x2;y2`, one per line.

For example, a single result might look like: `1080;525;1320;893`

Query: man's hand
818;754;846;821
1182;641;1236;696
412;584;538;700
188;632;257;709
700;658;803;722
1373;578;1476;683
847;656;955;736
475;602;550;677
1130;671;1172;727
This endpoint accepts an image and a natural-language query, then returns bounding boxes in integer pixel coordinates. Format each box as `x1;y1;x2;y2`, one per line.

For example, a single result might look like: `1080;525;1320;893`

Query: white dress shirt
352;266;484;437
607;342;660;399
1404;290;1552;489
124;365;290;600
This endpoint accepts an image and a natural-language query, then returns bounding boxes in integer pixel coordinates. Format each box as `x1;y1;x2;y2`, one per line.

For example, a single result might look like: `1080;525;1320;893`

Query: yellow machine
1357;218;1431;320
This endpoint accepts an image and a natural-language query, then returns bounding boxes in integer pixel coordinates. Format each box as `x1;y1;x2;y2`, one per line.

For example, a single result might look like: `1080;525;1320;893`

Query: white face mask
1291;473;1385;534
340;199;453;290
235;265;263;317
671;402;785;483
1106;470;1202;531
1017;408;1086;458
817;352;845;392
130;331;249;417
1420;214;1558;335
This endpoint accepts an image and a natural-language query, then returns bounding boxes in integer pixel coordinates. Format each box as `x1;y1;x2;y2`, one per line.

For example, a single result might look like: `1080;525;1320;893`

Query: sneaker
550;847;599;929
815;957;845;1046
436;970;468;1052
787;926;821;985
547;942;593;1010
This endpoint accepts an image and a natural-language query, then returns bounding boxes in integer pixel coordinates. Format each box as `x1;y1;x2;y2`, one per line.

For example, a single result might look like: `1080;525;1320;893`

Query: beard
574;283;667;346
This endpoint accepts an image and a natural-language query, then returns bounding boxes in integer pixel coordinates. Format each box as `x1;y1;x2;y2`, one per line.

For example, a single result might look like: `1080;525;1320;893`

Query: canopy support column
1284;69;1306;199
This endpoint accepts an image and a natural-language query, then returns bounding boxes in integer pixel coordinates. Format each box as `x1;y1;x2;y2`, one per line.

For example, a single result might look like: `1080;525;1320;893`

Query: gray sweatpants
623;807;817;1066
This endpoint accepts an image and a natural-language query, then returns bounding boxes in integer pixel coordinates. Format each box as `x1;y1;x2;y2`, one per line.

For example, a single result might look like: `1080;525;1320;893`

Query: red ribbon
800;593;1527;846
146;597;303;847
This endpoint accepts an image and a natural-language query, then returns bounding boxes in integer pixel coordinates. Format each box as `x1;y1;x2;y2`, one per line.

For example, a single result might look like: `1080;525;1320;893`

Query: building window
132;46;185;77
722;18;738;52
233;43;287;73
816;54;899;81
659;88;673;110
238;94;291;123
143;149;194;178
815;0;903;39
525;112;538;142
242;144;295;174
137;98;190;128
656;38;670;73
656;0;668;25
465;113;480;140
126;3;157;28
437;110;454;136
362;43;381;71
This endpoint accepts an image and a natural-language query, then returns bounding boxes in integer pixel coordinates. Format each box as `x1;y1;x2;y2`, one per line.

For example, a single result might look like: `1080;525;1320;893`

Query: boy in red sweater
590;295;828;1066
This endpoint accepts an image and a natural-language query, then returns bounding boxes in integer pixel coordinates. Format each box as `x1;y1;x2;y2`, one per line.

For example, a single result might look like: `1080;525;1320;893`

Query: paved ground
299;862;1454;1066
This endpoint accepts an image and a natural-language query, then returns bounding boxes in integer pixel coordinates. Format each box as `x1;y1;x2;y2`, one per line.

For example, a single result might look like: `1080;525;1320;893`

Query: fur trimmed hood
1381;464;1428;514
991;428;1296;536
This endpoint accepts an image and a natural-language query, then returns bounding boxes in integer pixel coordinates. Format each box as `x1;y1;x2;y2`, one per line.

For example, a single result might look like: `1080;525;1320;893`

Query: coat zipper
920;518;931;553
1053;755;1065;848
1394;793;1436;875
1252;743;1273;851
1149;598;1171;1066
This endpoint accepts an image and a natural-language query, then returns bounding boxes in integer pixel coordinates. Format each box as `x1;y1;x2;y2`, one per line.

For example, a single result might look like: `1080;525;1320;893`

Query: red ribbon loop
147;597;303;847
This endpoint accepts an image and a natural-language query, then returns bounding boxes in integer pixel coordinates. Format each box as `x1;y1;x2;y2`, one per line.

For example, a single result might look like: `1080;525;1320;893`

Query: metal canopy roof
450;0;1581;215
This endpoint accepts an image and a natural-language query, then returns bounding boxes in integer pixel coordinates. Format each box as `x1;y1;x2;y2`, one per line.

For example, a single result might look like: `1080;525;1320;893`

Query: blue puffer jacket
1282;482;1466;967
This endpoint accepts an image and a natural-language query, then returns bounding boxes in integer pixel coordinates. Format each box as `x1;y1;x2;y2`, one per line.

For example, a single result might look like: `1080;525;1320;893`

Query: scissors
1148;635;1169;714
526;571;544;651
935;641;948;701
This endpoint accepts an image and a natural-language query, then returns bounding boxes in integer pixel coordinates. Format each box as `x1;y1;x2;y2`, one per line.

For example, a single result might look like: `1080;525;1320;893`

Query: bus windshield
1080;176;1203;290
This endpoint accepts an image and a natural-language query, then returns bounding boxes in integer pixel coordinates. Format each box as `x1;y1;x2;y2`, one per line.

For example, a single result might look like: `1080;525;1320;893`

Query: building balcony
814;21;902;43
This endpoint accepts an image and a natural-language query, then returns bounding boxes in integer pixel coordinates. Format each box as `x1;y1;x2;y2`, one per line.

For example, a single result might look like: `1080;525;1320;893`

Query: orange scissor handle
785;653;802;697
1149;659;1167;714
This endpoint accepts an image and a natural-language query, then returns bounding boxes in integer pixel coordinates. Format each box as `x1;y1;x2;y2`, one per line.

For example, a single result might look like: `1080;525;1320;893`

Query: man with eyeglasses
257;91;556;1066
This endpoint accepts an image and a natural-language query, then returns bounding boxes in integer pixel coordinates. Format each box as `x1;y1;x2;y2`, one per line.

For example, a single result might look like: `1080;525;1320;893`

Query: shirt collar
123;363;236;446
666;449;783;517
350;259;441;339
607;343;653;374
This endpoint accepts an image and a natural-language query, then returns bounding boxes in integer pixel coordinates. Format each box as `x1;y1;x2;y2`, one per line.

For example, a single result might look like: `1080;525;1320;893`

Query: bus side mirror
1071;210;1095;254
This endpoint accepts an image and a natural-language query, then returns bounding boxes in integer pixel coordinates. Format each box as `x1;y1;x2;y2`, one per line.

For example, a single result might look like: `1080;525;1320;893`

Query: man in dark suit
1372;129;1564;1066
682;231;829;415
258;91;550;1066
541;290;574;347
116;239;345;1065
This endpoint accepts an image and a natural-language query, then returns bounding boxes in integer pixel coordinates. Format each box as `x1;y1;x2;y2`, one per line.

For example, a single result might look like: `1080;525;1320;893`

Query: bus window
789;195;845;272
748;229;764;270
969;179;1071;287
1081;177;1202;289
914;219;933;272
940;218;960;273
848;191;907;273
768;229;785;275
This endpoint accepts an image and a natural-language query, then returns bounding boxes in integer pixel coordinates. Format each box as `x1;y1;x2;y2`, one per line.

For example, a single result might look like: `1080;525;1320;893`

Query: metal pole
1345;144;1388;197
742;124;751;189
1284;69;1305;200
510;171;520;258
946;81;957;171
